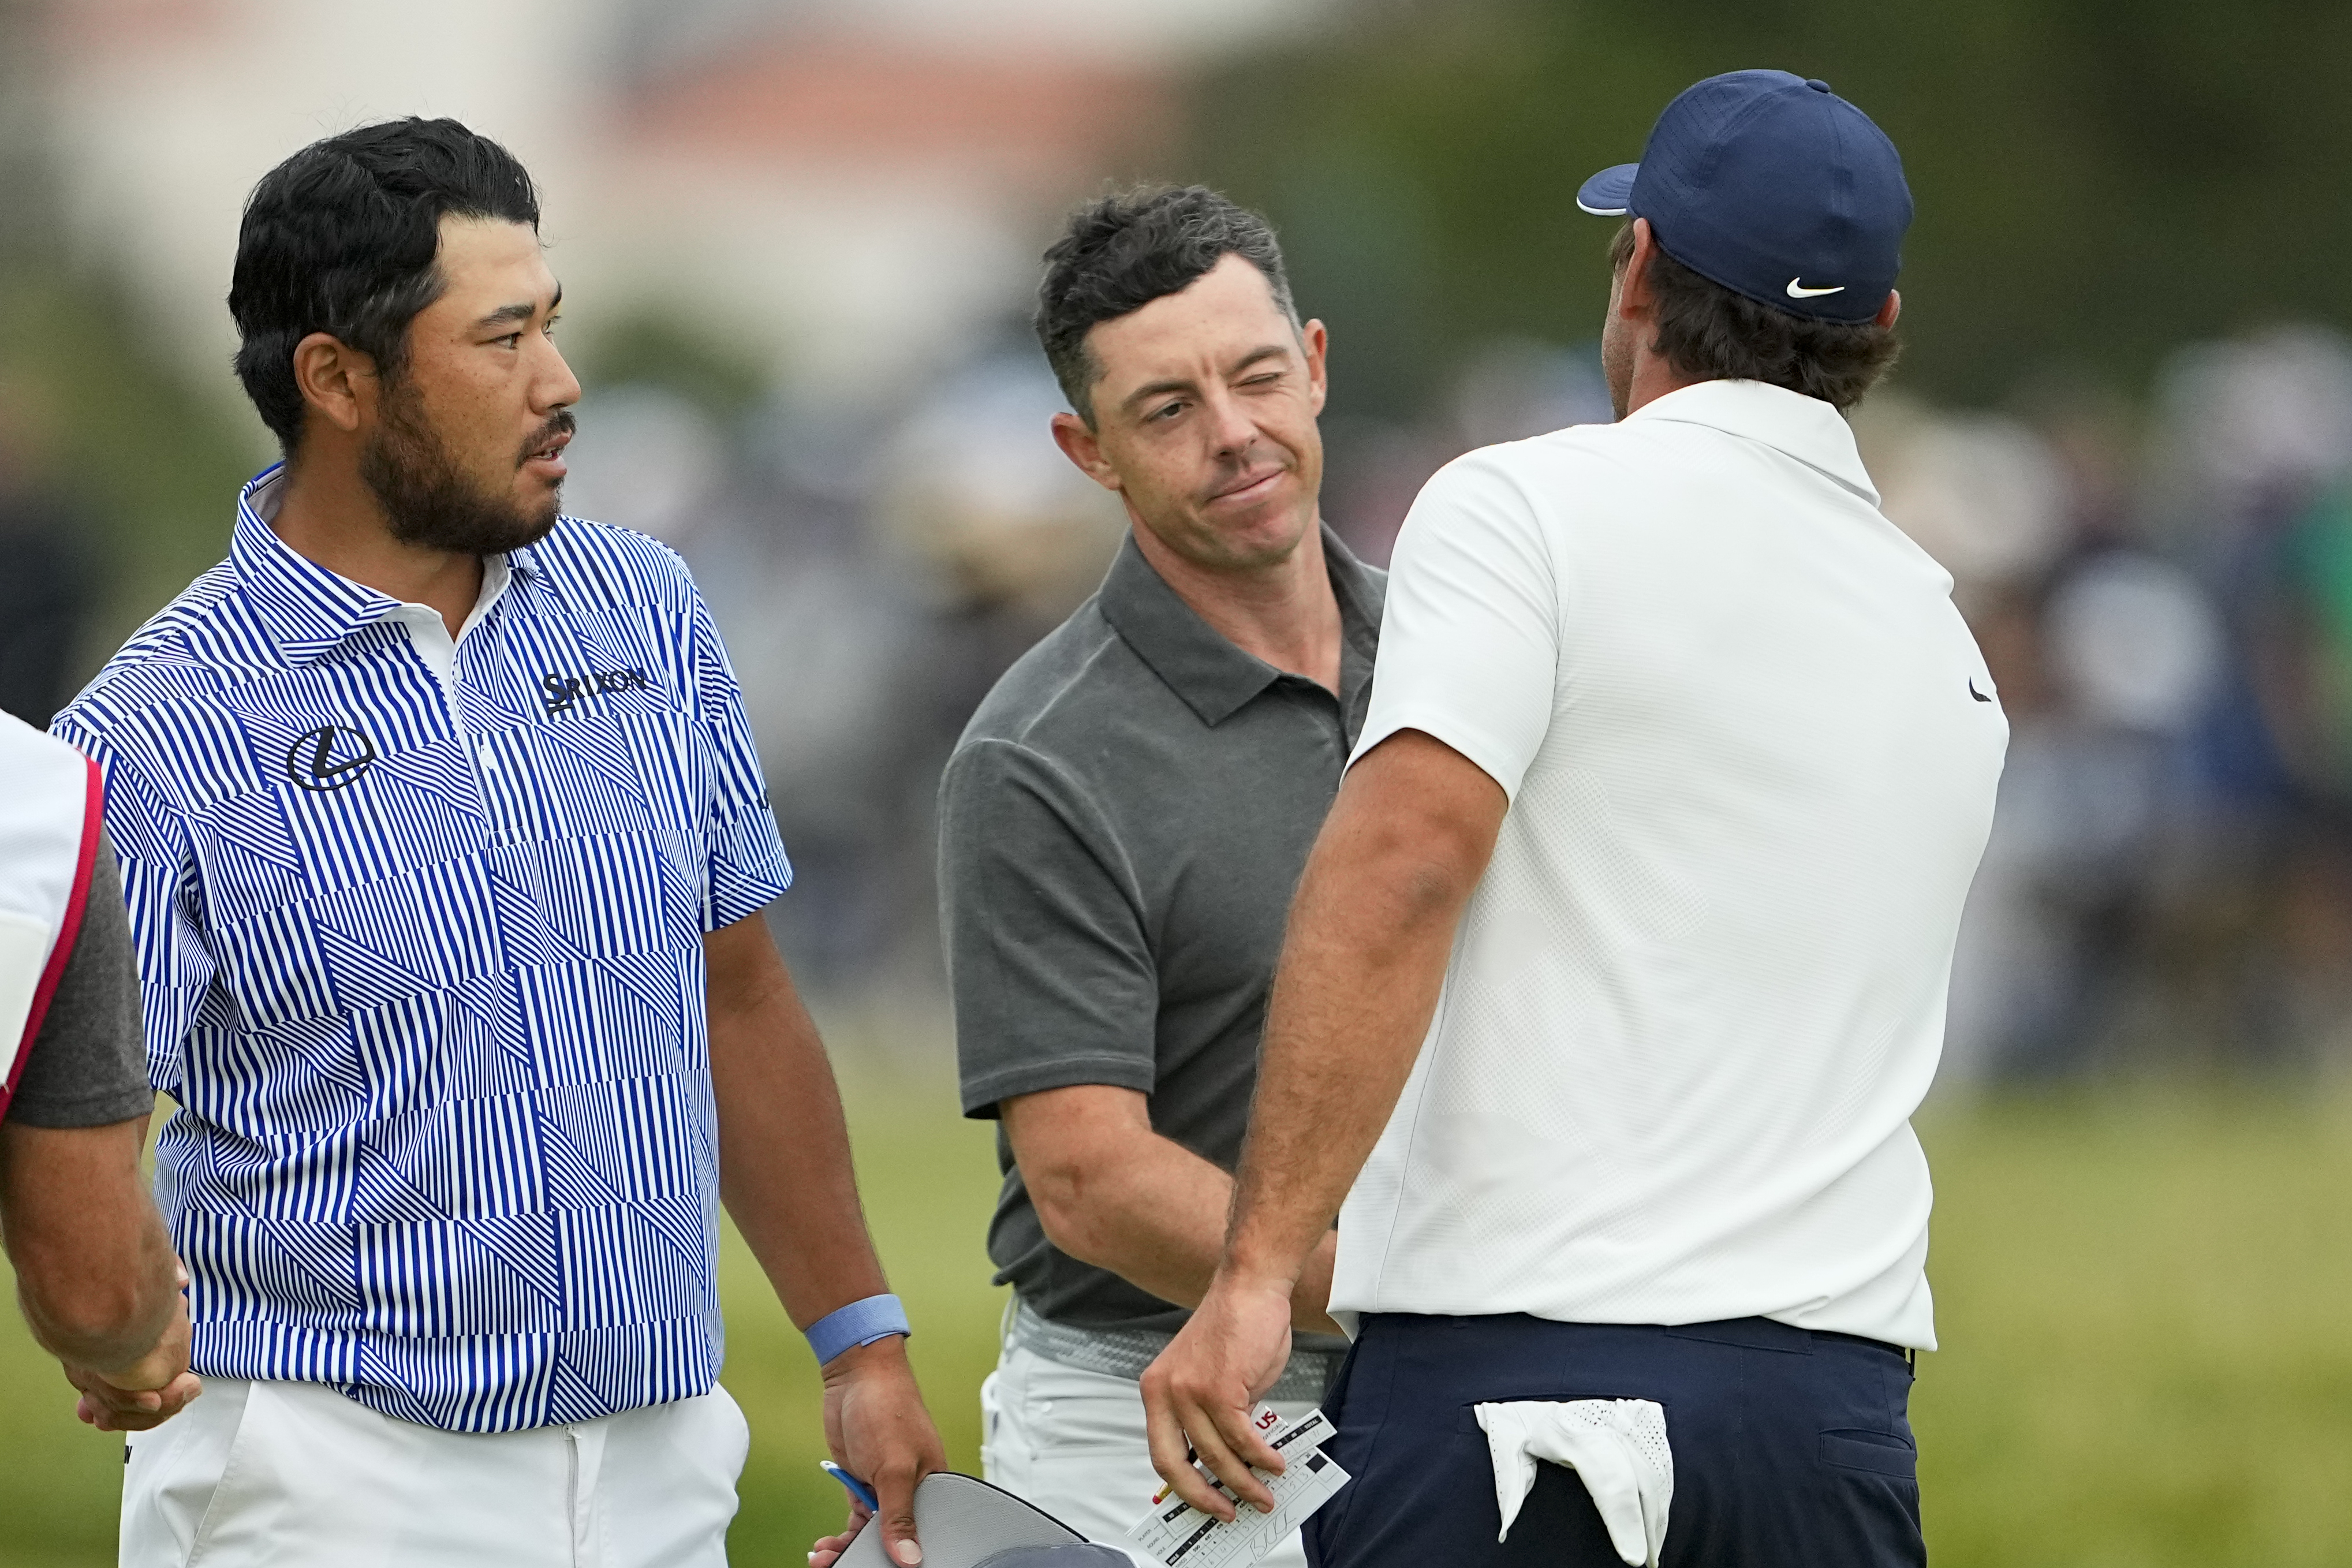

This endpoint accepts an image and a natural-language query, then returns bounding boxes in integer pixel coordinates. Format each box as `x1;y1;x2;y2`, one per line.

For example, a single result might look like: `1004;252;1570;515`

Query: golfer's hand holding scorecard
1144;70;2007;1568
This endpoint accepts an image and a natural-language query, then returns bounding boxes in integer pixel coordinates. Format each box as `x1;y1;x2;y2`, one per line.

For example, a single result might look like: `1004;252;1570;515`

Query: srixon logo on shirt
542;667;651;716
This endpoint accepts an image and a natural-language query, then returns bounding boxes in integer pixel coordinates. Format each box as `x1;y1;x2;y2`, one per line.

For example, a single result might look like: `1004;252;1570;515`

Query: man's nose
1203;385;1257;456
536;339;583;412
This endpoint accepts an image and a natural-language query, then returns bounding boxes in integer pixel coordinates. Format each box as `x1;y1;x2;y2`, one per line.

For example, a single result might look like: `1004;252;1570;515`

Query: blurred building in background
5;0;2352;1078
14;0;1326;1005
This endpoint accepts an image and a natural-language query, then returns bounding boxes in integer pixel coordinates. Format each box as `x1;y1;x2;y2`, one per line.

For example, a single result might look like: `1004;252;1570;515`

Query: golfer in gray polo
937;186;1379;1563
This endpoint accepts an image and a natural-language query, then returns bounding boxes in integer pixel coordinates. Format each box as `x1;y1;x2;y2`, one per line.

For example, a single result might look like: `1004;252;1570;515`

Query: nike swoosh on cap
1786;278;1846;297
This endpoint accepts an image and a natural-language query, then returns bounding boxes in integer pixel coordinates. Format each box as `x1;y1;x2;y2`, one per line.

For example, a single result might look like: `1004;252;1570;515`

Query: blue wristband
806;1293;910;1366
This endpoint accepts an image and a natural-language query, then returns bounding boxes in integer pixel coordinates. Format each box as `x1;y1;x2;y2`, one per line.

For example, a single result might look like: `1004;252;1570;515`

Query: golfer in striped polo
54;119;941;1567
1146;72;2006;1566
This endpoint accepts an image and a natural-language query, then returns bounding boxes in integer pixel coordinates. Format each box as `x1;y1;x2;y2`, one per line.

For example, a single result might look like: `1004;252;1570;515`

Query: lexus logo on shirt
286;725;377;791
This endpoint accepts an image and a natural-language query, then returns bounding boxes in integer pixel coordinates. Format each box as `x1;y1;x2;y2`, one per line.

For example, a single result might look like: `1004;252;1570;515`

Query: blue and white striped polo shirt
51;466;794;1433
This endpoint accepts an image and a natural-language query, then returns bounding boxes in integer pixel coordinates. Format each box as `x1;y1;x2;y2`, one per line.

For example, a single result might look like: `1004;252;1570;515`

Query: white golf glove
1474;1398;1674;1567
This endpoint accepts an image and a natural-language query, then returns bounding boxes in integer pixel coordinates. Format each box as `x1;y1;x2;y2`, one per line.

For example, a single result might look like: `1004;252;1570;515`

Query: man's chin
1184;507;1314;573
492;486;561;550
523;490;562;540
384;497;559;557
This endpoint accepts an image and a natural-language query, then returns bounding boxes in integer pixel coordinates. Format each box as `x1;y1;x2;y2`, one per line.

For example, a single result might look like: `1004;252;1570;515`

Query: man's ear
1876;289;1901;330
1300;319;1330;419
290;331;378;436
1615;218;1660;319
1050;410;1122;494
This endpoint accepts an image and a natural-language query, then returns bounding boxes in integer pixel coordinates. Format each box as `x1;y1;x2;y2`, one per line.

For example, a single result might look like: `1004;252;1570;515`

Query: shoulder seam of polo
525;515;700;606
1013;627;1143;745
55;570;242;729
959;610;1134;748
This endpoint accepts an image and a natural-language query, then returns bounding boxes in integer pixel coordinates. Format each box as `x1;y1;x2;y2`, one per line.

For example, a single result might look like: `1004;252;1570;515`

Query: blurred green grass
6;1076;2350;1567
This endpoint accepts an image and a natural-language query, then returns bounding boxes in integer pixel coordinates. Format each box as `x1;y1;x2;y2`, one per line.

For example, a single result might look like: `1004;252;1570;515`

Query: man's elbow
1026;1163;1118;1268
18;1268;171;1370
1328;731;1507;917
1348;811;1491;923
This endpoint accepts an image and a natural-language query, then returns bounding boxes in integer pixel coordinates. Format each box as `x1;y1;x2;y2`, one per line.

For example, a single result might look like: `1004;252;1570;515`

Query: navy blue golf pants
1304;1314;1924;1568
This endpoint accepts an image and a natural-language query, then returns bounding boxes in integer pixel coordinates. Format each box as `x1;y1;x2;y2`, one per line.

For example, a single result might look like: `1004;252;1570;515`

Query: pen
820;1459;879;1514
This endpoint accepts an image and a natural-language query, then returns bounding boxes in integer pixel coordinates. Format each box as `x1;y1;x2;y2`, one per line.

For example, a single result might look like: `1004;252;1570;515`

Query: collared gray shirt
940;526;1383;1338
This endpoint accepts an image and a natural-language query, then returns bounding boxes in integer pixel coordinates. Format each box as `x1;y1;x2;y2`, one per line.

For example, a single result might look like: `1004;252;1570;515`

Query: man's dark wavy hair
230;118;540;451
1035;185;1297;426
1610;222;1900;411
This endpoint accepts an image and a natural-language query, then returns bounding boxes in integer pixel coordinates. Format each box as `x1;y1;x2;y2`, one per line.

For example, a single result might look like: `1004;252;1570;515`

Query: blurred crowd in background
4;0;2351;1087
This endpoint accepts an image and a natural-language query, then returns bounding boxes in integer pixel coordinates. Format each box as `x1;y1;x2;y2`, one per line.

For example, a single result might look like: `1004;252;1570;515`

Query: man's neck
1622;342;1705;417
270;456;483;639
1132;516;1345;695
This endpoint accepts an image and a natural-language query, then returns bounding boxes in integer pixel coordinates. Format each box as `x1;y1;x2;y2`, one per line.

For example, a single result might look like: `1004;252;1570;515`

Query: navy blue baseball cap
1577;69;1911;324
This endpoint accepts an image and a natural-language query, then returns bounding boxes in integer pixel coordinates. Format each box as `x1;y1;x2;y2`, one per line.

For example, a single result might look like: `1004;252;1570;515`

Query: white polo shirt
1333;379;2006;1350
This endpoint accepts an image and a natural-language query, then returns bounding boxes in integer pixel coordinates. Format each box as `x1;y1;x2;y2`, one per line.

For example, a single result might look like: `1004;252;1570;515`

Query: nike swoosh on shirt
1969;679;1994;703
1786;278;1846;298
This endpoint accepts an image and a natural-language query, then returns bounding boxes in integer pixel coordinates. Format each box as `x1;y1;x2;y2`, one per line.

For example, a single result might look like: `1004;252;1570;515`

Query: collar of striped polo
1620;378;1881;505
1096;521;1383;729
230;464;542;665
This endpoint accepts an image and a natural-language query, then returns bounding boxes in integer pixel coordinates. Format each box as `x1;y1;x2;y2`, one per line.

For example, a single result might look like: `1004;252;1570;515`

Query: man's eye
498;333;524;349
1148;401;1185;422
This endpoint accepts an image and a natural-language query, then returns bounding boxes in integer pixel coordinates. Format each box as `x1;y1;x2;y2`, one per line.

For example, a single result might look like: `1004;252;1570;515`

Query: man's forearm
704;919;890;1328
1066;1153;1342;1332
0;1117;180;1371
1032;1126;1231;1306
1007;1102;1338;1331
1224;733;1504;1286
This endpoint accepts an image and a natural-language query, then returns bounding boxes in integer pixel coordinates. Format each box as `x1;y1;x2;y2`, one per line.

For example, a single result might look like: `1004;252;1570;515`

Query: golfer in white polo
1143;70;2006;1567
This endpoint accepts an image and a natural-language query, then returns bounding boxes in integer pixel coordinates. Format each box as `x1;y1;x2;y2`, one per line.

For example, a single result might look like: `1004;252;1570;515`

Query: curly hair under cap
1610;222;1900;411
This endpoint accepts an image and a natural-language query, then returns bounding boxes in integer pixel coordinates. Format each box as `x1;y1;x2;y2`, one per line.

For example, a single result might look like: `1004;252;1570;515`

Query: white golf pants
120;1376;748;1567
980;1341;1312;1568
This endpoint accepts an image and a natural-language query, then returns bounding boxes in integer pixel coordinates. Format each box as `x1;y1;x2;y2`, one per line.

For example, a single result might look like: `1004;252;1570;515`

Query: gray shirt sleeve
940;738;1159;1118
5;843;153;1128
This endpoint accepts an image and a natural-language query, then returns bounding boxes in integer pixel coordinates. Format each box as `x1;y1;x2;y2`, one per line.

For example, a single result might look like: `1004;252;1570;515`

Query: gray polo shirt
940;525;1382;1340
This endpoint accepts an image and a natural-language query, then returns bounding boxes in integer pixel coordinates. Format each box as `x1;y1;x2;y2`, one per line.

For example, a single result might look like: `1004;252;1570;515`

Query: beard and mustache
360;377;574;555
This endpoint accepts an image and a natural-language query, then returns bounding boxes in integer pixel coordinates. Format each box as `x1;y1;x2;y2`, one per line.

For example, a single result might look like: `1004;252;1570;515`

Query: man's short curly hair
1035;185;1297;426
1610;222;1899;411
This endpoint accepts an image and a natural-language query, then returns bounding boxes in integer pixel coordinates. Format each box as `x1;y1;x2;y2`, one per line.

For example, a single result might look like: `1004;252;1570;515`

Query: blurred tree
1185;0;2352;415
0;0;266;693
572;309;771;417
0;273;262;695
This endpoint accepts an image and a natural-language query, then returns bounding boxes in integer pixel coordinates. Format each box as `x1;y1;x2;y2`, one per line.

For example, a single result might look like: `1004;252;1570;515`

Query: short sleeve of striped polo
47;714;214;1096
682;588;793;929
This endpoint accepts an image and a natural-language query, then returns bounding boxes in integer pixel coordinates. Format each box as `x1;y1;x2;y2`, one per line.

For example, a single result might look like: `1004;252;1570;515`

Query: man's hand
808;1335;945;1568
1145;732;1505;1522
1140;1274;1296;1520
63;1272;200;1432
